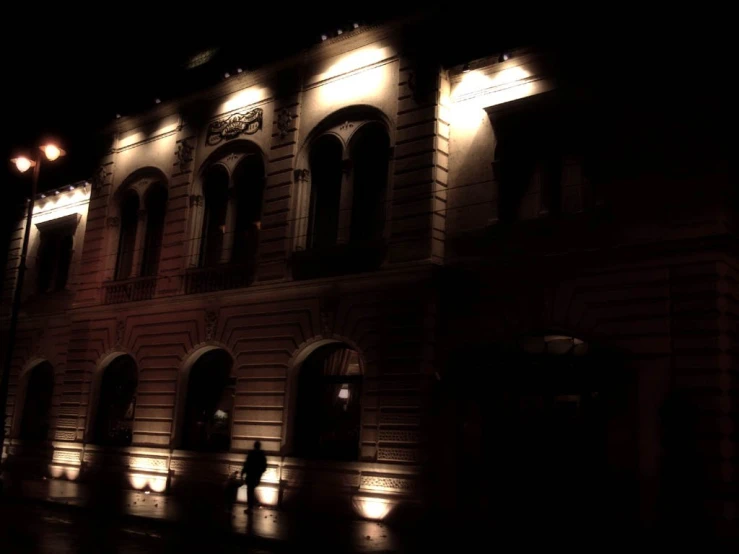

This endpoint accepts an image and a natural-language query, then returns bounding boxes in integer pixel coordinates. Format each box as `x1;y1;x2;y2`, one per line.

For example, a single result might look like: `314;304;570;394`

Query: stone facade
0;16;736;534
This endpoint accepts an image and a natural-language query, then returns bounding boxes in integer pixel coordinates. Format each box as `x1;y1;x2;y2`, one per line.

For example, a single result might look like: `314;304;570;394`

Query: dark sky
0;3;728;199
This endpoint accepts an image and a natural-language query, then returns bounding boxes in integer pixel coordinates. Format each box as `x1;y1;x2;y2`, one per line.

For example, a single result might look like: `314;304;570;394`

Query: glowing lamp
338;384;350;400
41;144;64;161
224;72;231;79
12;156;35;173
321;34;328;41
155;98;161;104
353;22;359;29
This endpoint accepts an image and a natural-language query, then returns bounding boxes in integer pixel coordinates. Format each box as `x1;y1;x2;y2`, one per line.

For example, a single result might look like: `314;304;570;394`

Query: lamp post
0;144;65;461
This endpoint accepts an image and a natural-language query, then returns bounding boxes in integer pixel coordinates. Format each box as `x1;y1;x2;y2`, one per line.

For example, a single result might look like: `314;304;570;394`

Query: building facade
1;16;736;536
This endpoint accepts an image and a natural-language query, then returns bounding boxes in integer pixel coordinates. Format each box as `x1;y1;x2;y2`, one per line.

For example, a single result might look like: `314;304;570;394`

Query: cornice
106;15;423;136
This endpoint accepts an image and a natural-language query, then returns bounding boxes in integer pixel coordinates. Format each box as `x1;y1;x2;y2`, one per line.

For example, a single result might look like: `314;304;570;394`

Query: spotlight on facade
321;34;328;41
54;190;60;195
462;63;470;73
338;384;350;400
353;22;359;29
224;72;231;79
115;113;121;119
155;98;161;104
498;52;511;62
337;29;343;35
68;185;74;191
40;194;46;199
236;68;243;73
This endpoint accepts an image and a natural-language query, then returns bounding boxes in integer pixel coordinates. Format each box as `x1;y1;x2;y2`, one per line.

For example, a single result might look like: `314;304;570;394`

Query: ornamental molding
206;109;263;146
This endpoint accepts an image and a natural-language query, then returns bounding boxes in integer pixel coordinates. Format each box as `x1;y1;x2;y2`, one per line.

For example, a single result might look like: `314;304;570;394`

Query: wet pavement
0;478;407;553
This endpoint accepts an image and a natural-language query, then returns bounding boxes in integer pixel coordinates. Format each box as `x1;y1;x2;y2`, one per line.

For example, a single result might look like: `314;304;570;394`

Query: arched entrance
94;354;138;446
182;348;234;452
456;334;619;532
293;342;363;461
20;361;54;441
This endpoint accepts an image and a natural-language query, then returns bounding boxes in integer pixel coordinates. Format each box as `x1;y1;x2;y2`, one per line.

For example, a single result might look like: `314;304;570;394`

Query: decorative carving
318;285;340;337
377;447;420;463
378;430;420;443
204;310;218;340
32;328;45;358
339;121;354;131
189;195;203;207
91;165;107;191
293;168;309;183
106;216;120;228
176;139;194;172
206;109;263;146
277;108;294;138
115;319;125;346
379;412;420;426
360;475;416;491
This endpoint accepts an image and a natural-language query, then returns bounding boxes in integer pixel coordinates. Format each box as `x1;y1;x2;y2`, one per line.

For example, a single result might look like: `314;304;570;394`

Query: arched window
297;113;391;258
294;343;362;461
308;135;343;249
200;165;229;267
349;124;390;243
20;361;54;441
94;355;138;446
231;154;265;266
140;184;168;277
182;349;234;452
115;190;139;280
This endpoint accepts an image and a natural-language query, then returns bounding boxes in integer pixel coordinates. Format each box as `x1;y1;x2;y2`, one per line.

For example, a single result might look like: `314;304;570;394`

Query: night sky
0;4;728;255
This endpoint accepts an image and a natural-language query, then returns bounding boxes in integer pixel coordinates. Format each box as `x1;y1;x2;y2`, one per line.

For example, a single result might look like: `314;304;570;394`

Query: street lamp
0;144;65;464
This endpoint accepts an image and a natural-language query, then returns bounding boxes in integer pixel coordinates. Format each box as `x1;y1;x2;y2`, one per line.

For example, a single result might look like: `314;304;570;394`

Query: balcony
291;240;386;280
183;263;255;295
103;276;157;305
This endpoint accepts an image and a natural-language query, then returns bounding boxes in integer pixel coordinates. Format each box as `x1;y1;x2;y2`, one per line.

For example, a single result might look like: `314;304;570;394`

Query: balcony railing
184;263;255;295
103;275;157;305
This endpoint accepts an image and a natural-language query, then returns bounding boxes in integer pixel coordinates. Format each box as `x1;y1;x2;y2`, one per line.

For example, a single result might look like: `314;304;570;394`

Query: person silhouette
241;440;267;512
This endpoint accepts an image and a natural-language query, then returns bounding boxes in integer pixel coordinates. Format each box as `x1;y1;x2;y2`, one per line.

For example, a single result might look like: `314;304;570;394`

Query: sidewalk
2;477;409;553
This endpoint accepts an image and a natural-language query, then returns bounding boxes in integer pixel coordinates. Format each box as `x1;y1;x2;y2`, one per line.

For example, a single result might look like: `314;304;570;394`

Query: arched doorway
20;361;54;441
94;355;138;446
458;334;616;532
293;343;362;461
182;349;234;452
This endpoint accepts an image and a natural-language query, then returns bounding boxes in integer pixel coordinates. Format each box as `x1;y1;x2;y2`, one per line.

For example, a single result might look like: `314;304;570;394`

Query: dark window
94;355;137;446
140;184;168;277
183;349;233;452
20;361;54;441
200;166;229;267
494;108;562;222
294;343;362;461
308;135;343;249
115;191;140;280
349;124;389;242
231;155;264;267
36;228;74;293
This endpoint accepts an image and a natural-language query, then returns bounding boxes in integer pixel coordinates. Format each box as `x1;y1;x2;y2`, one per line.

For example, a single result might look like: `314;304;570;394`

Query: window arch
231;154;265;266
308;135;343;249
294;107;392;256
94;354;138;446
293;342;362;461
200;164;229;267
140;183;168;277
115;189;139;280
188;143;266;286
20;361;54;441
348;123;390;243
182;349;234;452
